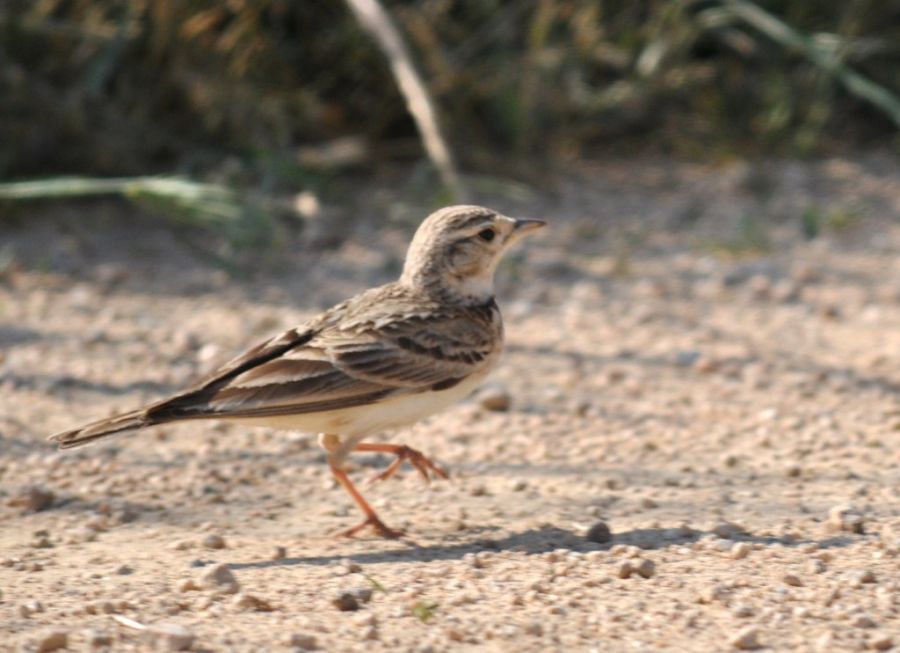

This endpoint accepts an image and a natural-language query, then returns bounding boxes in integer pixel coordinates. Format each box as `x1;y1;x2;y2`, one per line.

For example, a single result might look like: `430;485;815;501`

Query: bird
49;205;545;537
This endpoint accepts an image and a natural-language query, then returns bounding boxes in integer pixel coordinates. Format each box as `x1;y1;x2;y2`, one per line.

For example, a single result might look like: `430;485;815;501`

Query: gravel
288;633;319;650
730;626;762;650
8;486;55;513
585;521;612;544
3;156;900;652
145;623;196;652
332;592;360;612
202;534;227;549
198;564;240;594
35;630;68;653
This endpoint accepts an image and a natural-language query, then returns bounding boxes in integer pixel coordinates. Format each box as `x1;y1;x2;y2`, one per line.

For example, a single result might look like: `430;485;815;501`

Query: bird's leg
329;461;404;539
354;443;449;484
319;433;404;539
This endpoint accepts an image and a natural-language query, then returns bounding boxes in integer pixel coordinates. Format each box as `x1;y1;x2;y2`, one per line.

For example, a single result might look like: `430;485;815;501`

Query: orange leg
329;461;404;539
354;443;449;484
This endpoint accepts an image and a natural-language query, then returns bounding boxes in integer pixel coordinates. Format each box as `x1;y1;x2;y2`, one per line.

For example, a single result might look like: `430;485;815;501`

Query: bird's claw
368;445;449;485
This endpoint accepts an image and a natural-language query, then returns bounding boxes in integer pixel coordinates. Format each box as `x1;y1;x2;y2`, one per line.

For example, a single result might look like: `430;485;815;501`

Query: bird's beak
511;218;547;236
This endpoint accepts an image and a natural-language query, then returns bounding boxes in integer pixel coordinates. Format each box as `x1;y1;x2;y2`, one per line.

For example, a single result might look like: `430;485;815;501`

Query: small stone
806;559;827;574
849;569;877;586
332;592;360;611
145;623;195;651
36;630;68;652
633;558;656;579
712;521;747;539
524;621;543;636
510;479;528;492
586;521;612;544
870;635;893;651
731;542;751;559
85;629;113;648
177;579;200;592
477;385;511;412
198;563;239;594
202;534;226;549
20;600;44;617
115;564;133;575
9;485;55;513
730;626;762;650
616;561;633;579
782;573;803;587
339;559;362;574
852;614;877;629
814;632;834;652
272;546;287;560
352;587;373;603
828;504;865;534
288;633;319;650
232;592;275;612
731;603;755;618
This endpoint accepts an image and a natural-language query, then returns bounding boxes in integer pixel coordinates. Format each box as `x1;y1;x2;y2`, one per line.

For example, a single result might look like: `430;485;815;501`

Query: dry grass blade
343;0;464;199
0;176;248;227
722;0;900;129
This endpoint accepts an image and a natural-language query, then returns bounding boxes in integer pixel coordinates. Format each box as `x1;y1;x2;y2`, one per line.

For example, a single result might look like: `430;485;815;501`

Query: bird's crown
400;205;545;304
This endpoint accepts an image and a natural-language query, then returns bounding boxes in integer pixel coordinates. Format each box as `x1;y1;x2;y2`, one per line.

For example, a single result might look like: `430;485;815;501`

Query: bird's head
400;205;545;303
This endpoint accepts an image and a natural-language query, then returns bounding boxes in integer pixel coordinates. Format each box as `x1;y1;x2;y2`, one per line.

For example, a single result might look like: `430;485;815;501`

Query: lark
50;205;545;537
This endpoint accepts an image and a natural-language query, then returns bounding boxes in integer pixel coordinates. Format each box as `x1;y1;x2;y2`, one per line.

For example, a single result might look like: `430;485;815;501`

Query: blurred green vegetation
1;0;898;185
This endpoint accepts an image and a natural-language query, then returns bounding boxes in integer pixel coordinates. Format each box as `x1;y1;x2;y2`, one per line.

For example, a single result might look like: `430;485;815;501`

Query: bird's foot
364;444;449;484
338;514;405;539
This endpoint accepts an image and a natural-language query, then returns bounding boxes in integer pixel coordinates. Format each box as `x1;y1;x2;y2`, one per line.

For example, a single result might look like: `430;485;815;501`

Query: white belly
225;371;487;438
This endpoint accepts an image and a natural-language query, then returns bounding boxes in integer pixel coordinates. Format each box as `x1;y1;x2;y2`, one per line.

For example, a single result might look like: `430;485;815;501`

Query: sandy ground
1;155;899;652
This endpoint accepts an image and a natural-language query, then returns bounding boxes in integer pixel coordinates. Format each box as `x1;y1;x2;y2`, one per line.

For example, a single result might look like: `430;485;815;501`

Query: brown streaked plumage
50;205;545;537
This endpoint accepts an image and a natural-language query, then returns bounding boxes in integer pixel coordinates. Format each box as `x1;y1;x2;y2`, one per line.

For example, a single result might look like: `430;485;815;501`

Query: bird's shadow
228;525;857;570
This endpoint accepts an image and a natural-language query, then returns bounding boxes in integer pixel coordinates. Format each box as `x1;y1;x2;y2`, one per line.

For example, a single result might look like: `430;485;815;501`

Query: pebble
848;568;877;586
272;546;288;560
288;633;319;650
202;534;227;549
477;385;511;412
352;587;373;603
145;623;195;651
730;626;762;650
84;629;113;648
828;504;865;534
730;542;751;559
712;521;747;539
20;600;44;617
332;592;360;611
9;485;55;513
633;558;656;579
852;614;877;629
199;563;240;594
507;617;536;636
586;521;612;544
731;603;754;618
870;635;894;651
35;629;68;653
782;573;803;587
616;561;633;579
232;593;275;612
806;559;827;574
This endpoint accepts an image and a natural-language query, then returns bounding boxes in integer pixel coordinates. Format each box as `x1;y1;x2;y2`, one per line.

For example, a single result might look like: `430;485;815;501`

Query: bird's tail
48;410;151;449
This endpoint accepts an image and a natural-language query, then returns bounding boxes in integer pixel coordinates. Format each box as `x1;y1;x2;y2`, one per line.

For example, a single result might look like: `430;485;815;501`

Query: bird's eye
478;229;495;242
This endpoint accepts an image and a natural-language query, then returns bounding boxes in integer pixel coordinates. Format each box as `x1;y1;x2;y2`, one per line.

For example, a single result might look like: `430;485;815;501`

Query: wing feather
145;289;500;422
